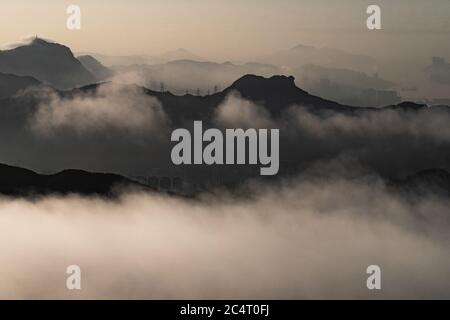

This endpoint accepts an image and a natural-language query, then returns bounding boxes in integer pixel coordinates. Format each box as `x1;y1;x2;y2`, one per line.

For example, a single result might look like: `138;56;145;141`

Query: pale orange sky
1;0;449;61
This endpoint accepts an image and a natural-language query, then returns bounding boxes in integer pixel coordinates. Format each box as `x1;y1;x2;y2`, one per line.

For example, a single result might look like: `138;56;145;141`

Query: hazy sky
1;0;450;60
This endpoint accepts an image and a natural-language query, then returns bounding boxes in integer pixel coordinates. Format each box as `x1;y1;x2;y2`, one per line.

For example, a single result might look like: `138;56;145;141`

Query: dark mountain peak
0;37;96;89
230;74;298;93
225;74;349;115
29;37;55;46
7;37;73;57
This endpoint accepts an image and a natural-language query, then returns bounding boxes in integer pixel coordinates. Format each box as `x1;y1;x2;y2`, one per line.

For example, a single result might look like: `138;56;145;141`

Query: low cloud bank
286;105;450;143
0;173;449;299
214;91;275;129
29;82;168;137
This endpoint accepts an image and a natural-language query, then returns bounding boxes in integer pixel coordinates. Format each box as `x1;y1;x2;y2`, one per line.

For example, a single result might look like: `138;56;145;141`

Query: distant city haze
1;0;449;61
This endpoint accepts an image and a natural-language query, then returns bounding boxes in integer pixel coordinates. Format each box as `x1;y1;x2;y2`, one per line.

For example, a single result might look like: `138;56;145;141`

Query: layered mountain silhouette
0;71;448;189
112;59;282;95
294;64;401;107
69;74;438;125
0;36;449;191
67;74;352;127
258;44;376;72
0;163;147;197
75;52;149;67
79;48;204;66
154;74;352;122
0;37;96;89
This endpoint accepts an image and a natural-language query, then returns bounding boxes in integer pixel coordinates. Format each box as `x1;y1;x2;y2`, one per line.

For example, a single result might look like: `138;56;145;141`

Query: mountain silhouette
0;37;96;89
72;74;431;125
0;70;448;189
69;74;352;125
0;72;41;98
0;163;147;197
112;59;282;95
293;64;401;107
224;74;347;114
77;55;113;80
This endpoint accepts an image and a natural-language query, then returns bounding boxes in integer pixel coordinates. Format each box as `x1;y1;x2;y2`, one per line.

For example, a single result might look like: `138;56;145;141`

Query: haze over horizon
1;0;450;62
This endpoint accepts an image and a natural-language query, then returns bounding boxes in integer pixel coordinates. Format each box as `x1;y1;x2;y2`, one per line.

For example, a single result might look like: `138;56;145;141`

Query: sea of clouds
0;171;449;299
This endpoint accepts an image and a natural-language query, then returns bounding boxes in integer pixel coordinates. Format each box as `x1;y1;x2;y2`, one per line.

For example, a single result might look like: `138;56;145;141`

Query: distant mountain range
0;37;96;89
0;37;402;108
294;64;401;107
69;74;351;126
0;37;449;190
78;48;205;67
81;44;376;72
112;59;282;95
75;44;391;105
0;70;448;188
0;161;448;198
256;44;377;72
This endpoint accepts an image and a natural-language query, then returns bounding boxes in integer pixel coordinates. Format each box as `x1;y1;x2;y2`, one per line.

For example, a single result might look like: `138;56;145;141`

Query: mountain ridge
0;72;41;98
0;163;149;197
